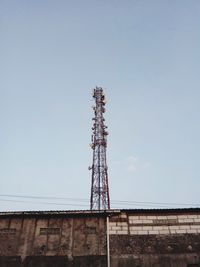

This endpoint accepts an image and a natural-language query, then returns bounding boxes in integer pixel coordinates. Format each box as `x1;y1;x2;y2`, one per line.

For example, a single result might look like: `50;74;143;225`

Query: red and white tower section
89;87;110;210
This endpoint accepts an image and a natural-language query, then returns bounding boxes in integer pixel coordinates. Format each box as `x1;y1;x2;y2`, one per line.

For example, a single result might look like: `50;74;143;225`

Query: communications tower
89;87;110;210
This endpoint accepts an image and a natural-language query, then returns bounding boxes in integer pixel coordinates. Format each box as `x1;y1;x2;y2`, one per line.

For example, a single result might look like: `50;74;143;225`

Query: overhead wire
0;194;88;202
0;198;88;207
0;194;199;208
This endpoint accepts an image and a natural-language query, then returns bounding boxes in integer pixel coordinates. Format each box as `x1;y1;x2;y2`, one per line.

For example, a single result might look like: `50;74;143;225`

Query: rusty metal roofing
0;208;200;218
121;208;200;215
0;209;120;218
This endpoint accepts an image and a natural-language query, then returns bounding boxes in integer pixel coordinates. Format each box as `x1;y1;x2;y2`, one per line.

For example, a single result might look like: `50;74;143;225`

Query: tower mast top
89;87;110;210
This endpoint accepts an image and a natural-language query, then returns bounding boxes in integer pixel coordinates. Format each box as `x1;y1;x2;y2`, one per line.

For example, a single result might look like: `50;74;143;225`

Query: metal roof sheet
0;208;199;218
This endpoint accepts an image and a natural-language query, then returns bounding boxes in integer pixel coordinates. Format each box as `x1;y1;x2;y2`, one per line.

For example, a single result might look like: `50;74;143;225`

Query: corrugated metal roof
121;208;200;215
0;208;199;218
0;209;120;218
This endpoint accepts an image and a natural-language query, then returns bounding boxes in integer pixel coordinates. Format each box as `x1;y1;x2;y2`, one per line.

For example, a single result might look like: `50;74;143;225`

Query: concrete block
179;225;191;230
138;230;148;235
129;216;139;220
162;226;170;230
169;226;179;230
175;229;187;234
177;215;188;219
148;230;159;235
130;226;143;231
122;226;128;231
141;219;153;224
119;214;127;219
157;216;168;219
146;216;157;219
178;218;194;223
111;226;121;231
166;215;178;219
116;222;128;227
139;216;147;219
116;230;128;235
194;218;200;223
187;229;197;234
109;230;117;235
190;225;200;229
130;230;139;235
109;222;117;227
142;226;153;231
129;219;142;224
187;215;198;219
152;226;164;230
159;230;170;235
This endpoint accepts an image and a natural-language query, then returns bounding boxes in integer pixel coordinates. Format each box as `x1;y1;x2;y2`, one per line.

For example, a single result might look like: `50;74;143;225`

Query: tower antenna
89;87;110;210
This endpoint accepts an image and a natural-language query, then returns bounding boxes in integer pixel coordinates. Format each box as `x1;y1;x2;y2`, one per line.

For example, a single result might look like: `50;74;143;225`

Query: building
0;208;200;266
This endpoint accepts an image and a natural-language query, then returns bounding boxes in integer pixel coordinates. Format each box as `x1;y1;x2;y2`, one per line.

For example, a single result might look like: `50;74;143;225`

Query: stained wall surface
0;213;107;266
0;209;200;267
109;210;200;267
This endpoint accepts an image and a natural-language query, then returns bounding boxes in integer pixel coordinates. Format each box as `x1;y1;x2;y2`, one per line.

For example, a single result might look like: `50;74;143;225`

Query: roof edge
0;208;200;218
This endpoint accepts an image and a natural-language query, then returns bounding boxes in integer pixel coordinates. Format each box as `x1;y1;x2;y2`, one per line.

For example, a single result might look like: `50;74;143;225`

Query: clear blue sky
1;0;200;211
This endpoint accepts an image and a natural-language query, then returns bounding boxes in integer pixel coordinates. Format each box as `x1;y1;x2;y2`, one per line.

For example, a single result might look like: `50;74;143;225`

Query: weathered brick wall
0;214;106;266
1;210;200;267
109;213;200;235
109;211;200;267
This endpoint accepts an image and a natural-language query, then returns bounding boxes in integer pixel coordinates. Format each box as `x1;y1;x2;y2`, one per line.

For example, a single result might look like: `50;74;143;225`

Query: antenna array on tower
89;87;110;210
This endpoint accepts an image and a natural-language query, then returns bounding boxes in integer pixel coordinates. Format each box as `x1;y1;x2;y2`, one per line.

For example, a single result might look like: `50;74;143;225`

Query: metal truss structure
89;87;110;210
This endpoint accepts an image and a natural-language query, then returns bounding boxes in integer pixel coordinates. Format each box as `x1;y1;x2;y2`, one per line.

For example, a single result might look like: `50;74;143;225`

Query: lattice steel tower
89;87;110;210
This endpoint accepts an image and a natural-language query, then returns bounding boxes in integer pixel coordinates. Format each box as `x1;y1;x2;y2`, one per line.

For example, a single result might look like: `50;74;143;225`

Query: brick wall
0;209;200;267
109;213;200;235
109;210;200;267
0;215;106;260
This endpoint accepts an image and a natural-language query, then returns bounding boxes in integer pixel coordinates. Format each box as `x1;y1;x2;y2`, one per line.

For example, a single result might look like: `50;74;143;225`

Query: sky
0;0;200;211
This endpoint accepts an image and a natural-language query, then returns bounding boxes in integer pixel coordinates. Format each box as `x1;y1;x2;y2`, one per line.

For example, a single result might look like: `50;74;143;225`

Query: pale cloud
111;156;150;174
127;156;138;173
126;156;150;173
127;156;138;162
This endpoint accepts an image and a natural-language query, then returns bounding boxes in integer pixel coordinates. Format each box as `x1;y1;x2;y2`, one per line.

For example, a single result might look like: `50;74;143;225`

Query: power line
0;194;199;207
0;198;88;207
0;194;88;202
112;200;199;206
0;198;177;209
